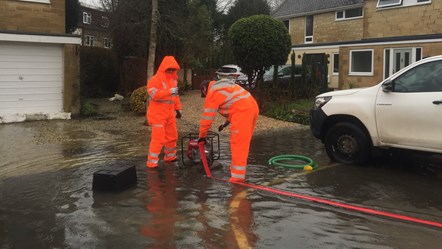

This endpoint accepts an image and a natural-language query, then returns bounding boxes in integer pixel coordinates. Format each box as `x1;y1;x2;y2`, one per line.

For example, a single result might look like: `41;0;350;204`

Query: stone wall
0;0;65;33
288;12;363;45
363;0;442;38
314;12;363;43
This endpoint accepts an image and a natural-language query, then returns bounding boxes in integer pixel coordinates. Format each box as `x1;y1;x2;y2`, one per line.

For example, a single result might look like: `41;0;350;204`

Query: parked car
309;55;442;164
214;64;246;80
263;64;307;86
215;64;253;88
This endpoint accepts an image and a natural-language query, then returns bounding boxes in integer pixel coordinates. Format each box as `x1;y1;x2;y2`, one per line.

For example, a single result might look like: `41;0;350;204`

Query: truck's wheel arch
321;115;373;147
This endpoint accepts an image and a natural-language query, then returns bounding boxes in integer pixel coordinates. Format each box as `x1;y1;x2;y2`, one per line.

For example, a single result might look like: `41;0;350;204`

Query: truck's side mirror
382;79;393;92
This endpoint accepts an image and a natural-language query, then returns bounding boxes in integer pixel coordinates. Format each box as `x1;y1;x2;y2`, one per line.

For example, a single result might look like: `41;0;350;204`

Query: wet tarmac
1;120;442;249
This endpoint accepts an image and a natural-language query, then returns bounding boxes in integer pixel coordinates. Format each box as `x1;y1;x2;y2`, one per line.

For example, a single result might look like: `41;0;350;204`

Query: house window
305;15;313;43
85;35;95;46
102;16;109;28
336;7;364;20
332;53;339;75
377;0;403;8
104;38;111;48
350;50;373;76
83;12;92;24
377;0;429;8
283;20;290;32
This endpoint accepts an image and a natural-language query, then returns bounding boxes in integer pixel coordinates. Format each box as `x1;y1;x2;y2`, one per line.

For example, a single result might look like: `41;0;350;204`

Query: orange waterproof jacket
147;56;182;120
199;79;257;138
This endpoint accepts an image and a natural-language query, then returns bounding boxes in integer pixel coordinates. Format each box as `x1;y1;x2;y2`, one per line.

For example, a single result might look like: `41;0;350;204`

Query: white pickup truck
310;55;442;164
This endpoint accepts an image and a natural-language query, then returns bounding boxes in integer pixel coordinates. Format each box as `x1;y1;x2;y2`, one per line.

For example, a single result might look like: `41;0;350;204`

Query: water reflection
1;121;442;248
141;167;178;249
227;187;257;249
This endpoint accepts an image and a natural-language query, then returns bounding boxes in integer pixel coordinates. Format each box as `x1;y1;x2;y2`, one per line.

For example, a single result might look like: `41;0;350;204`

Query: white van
310;55;442;164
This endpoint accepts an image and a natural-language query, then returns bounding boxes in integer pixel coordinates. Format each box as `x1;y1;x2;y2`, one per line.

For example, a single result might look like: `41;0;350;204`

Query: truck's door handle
433;100;442;105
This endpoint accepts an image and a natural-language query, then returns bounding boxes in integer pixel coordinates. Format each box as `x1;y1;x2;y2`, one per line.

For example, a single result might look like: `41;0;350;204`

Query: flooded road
1;118;442;249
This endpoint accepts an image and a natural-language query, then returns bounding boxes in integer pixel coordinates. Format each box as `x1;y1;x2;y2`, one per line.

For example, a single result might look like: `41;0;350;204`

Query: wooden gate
191;69;216;90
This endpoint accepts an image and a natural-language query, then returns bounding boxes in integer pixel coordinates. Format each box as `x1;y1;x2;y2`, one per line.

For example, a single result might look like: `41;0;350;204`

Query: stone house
75;3;112;48
0;0;81;123
272;0;441;89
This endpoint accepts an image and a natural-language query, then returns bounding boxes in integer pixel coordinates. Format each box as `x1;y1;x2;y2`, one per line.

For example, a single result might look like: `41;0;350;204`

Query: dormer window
83;12;92;24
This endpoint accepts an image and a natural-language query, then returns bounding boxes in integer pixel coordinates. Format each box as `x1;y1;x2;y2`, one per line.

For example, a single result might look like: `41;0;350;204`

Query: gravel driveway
23;90;303;145
92;89;303;136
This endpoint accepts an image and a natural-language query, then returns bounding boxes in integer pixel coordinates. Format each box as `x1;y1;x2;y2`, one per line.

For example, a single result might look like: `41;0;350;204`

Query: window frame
377;0;403;8
377;0;431;9
304;15;313;44
83;12;92;24
283;20;290;34
18;0;50;3
332;53;340;75
101;16;110;28
104;38;111;48
85;35;95;46
335;7;364;21
349;49;374;76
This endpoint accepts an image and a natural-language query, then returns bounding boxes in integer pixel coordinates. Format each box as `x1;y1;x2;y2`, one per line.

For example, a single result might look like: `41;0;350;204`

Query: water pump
181;132;220;166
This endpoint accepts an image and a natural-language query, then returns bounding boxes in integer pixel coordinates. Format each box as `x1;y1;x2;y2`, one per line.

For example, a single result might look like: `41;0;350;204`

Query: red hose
215;177;442;229
198;141;212;177
197;148;442;229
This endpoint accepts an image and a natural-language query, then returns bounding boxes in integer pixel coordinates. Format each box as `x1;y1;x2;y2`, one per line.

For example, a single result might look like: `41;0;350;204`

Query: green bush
260;99;312;125
130;86;147;115
80;101;98;117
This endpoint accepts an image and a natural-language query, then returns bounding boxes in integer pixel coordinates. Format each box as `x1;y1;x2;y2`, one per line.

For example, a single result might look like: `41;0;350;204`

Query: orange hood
156;56;180;80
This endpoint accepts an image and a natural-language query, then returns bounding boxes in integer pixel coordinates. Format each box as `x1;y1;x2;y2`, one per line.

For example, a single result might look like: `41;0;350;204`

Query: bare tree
99;0;119;12
266;0;285;11
147;0;159;80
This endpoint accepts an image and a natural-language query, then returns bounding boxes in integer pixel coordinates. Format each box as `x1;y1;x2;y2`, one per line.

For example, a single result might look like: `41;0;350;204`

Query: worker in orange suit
198;79;259;182
146;56;182;168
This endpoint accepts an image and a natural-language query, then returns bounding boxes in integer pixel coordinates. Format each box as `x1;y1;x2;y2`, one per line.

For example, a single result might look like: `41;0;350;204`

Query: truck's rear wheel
324;122;371;164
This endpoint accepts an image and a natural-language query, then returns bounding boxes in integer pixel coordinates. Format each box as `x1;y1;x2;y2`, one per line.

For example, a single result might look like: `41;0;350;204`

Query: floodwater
1;121;442;249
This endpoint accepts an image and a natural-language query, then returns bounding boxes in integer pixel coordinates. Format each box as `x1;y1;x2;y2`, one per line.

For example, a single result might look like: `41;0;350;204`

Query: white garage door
0;42;63;115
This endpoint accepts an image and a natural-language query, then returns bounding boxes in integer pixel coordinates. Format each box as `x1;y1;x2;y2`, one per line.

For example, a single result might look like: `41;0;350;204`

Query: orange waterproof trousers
147;115;178;167
229;102;259;181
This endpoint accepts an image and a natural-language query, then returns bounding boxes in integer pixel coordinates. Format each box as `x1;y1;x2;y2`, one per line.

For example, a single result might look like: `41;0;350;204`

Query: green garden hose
268;155;318;170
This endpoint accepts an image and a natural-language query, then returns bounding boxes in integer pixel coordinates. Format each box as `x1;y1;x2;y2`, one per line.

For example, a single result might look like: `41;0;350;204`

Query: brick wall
314;12;363;43
364;0;442;38
288;17;304;45
289;12;363;45
0;0;65;33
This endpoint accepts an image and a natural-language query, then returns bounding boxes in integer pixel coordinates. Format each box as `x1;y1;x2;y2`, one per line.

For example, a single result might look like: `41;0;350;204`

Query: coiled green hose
268;155;318;170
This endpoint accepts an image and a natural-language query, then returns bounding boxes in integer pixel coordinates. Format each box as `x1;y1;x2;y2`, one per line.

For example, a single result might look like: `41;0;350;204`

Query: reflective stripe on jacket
199;79;255;138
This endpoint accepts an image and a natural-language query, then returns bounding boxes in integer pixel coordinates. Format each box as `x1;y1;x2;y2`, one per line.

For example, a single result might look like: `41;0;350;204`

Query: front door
393;48;412;74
